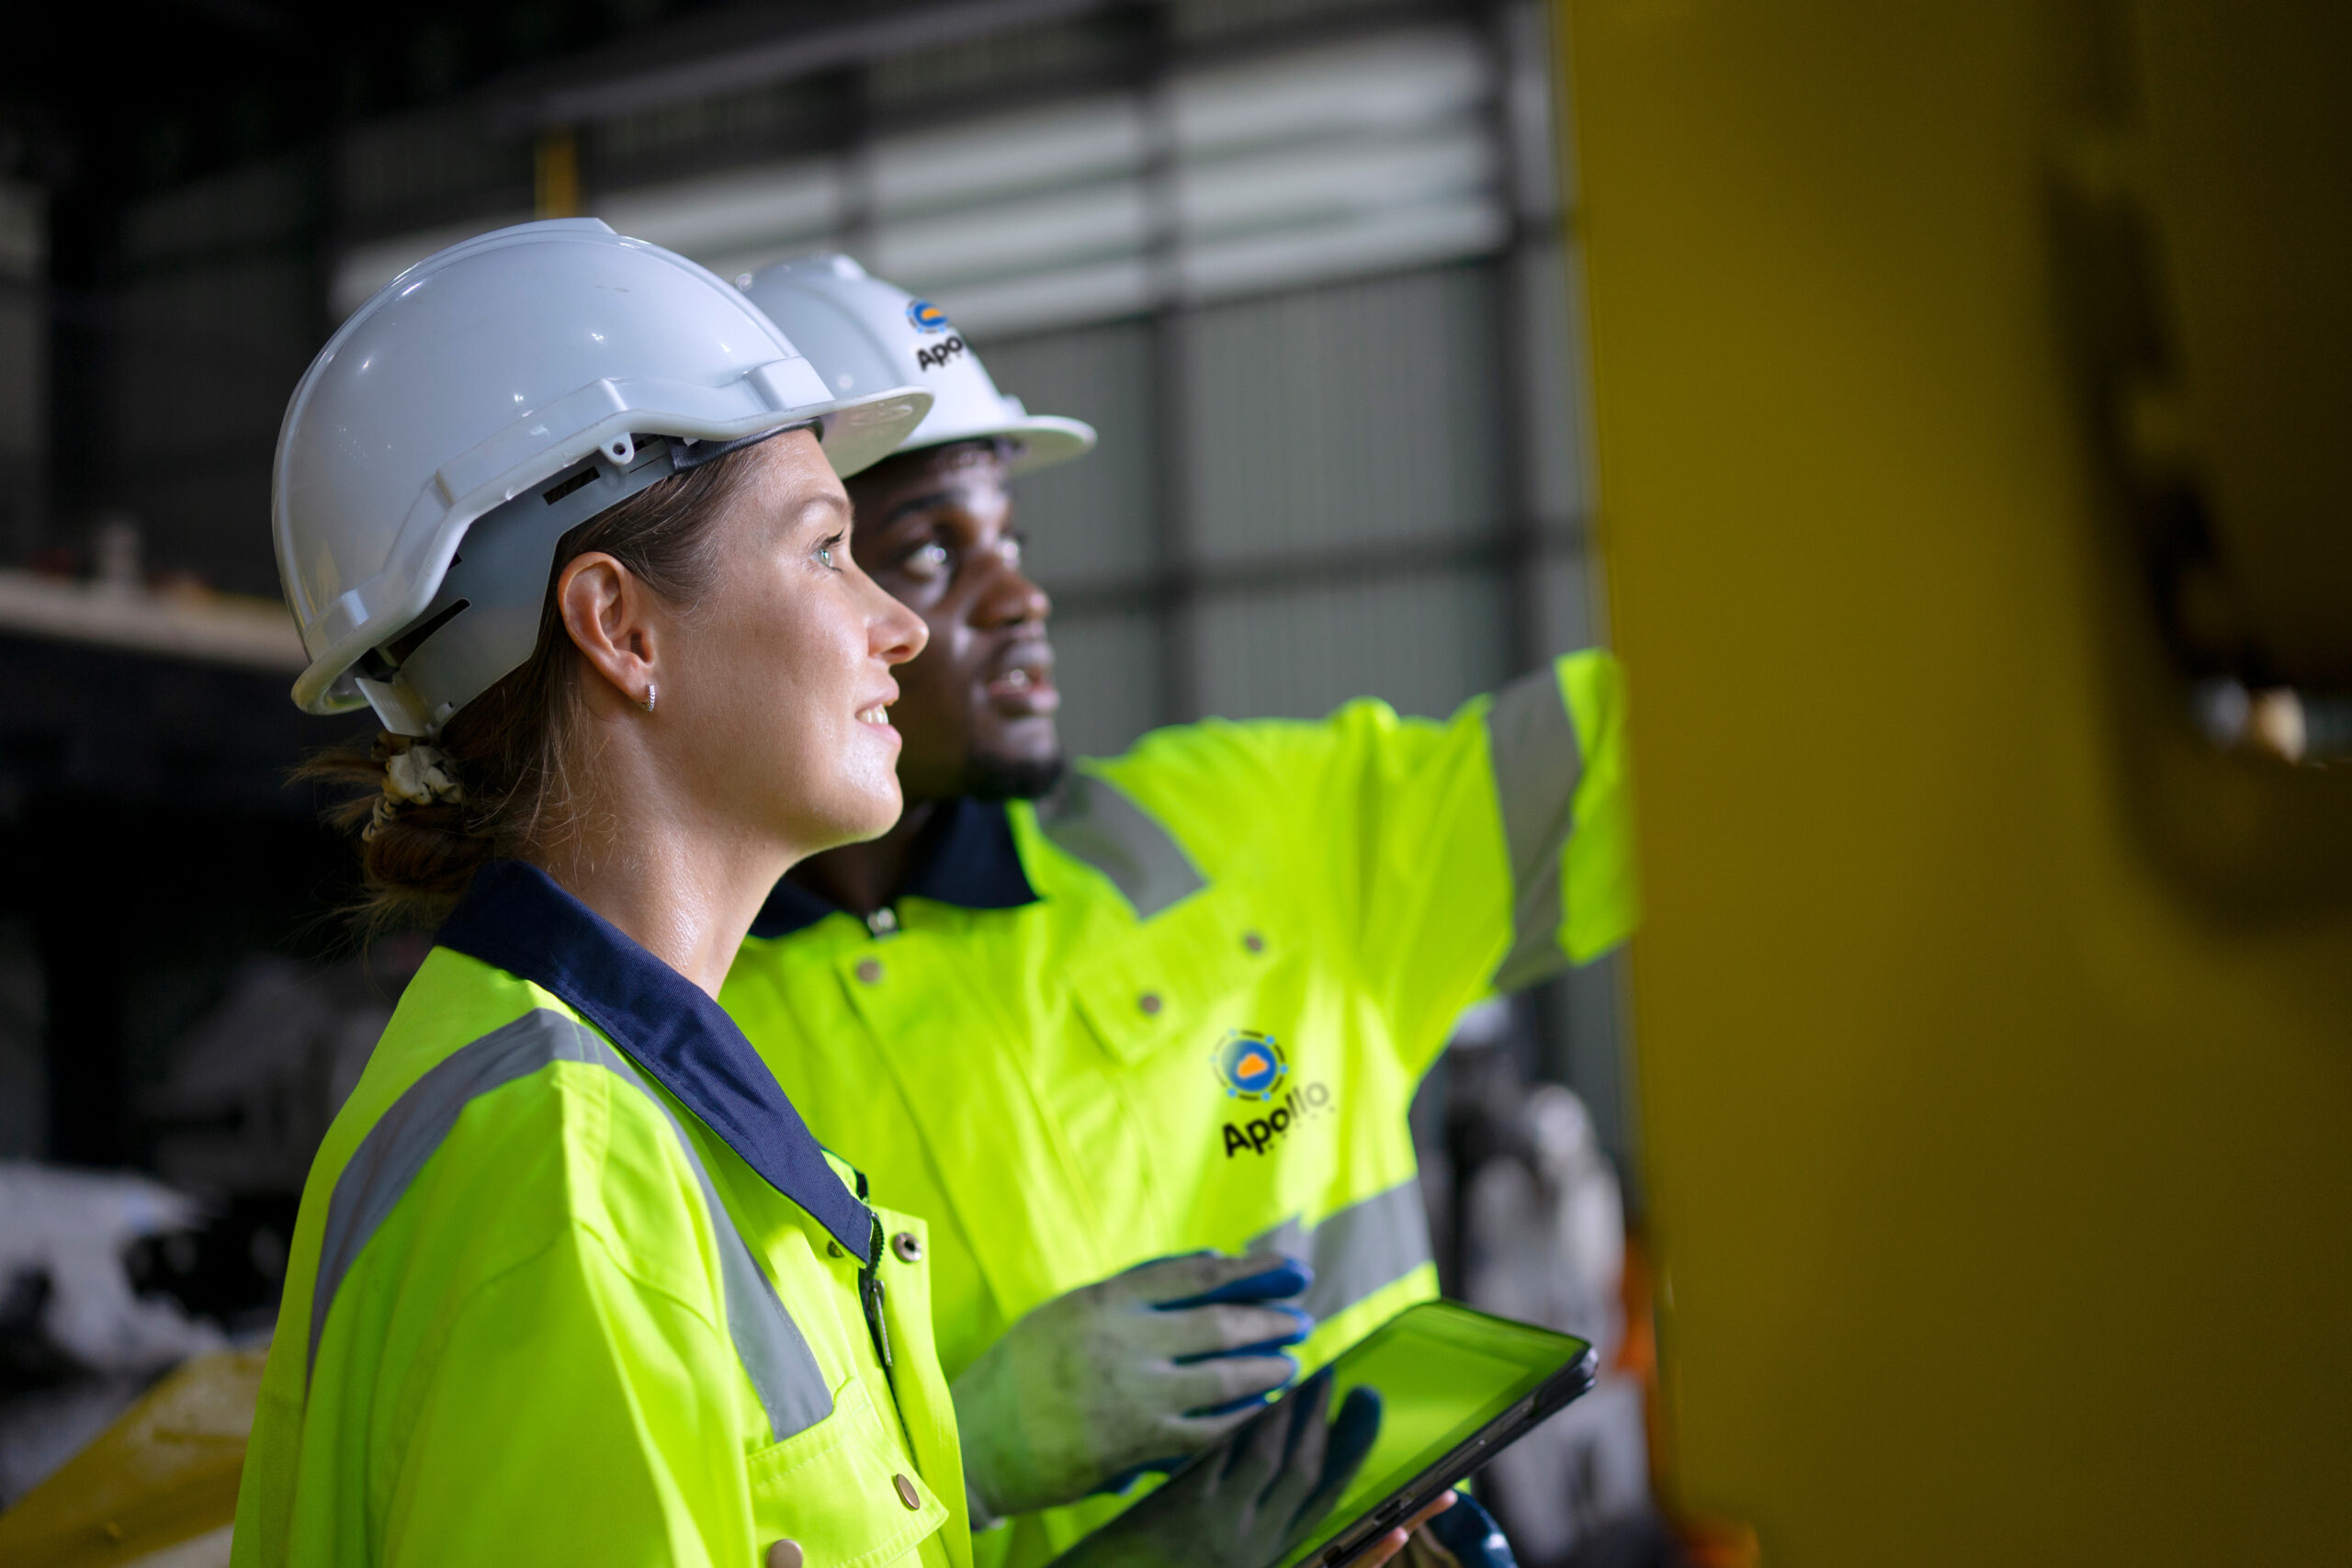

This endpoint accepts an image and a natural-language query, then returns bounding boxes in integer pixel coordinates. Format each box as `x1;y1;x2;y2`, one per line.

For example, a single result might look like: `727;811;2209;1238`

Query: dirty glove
954;1251;1315;1522
1049;1369;1384;1568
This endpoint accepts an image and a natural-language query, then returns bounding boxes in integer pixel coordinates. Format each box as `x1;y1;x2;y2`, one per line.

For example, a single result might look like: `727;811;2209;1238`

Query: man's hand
1049;1370;1413;1568
954;1252;1314;1520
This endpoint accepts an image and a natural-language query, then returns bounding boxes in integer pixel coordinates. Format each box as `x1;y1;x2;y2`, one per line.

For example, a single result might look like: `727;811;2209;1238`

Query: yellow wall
1559;1;2352;1560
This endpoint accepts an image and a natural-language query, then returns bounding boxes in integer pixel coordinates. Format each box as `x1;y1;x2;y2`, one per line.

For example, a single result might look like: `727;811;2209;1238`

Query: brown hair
305;444;760;931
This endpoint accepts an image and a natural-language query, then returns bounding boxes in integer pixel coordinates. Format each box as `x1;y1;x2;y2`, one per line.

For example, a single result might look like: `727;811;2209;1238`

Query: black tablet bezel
1291;1346;1597;1568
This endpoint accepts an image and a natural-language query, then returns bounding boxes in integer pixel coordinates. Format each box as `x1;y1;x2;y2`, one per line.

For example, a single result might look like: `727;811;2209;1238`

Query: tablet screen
1277;1304;1592;1568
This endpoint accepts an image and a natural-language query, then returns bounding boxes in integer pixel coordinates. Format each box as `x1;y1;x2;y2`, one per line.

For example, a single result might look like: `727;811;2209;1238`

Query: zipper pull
861;1213;893;1371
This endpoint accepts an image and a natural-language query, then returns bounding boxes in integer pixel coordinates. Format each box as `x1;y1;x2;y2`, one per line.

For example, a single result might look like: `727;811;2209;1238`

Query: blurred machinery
0;941;418;1517
0;1348;262;1568
140;951;416;1207
2040;0;2352;888
0;1167;223;1508
1418;1003;1670;1568
1567;0;2352;1561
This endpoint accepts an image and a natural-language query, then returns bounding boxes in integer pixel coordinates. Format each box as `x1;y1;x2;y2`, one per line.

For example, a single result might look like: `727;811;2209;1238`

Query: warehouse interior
1;1;2347;1564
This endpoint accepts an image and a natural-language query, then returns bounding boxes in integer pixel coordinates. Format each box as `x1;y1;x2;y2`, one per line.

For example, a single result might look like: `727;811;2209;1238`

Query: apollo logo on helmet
1211;1030;1333;1157
904;298;967;371
915;336;967;372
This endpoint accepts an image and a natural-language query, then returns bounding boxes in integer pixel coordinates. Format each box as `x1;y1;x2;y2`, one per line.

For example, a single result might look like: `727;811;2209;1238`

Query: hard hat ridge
274;219;932;735
736;254;1096;476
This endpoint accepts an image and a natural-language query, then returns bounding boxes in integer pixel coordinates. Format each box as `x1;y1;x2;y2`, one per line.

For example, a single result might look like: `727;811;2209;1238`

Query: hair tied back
366;739;466;841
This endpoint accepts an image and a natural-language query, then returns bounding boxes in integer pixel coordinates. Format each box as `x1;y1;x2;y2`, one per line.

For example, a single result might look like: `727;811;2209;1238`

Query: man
719;255;1638;1568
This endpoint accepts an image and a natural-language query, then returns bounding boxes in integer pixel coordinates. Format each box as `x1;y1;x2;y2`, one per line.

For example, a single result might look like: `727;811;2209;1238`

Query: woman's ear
556;551;661;712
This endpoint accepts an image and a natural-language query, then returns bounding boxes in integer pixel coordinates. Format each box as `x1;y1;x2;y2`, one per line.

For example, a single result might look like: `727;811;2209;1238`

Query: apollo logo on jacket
1212;1030;1334;1156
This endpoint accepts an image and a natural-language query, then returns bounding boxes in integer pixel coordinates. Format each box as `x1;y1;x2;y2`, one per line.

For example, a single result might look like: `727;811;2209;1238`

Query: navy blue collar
750;796;1039;940
437;859;874;1263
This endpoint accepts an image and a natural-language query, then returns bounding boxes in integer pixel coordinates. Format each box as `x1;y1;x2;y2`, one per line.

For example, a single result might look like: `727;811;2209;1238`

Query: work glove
1048;1368;1399;1568
954;1251;1316;1522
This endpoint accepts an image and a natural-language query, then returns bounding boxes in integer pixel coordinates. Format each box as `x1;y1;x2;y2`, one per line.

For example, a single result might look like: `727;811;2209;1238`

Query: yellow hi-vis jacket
233;861;969;1568
718;652;1636;1568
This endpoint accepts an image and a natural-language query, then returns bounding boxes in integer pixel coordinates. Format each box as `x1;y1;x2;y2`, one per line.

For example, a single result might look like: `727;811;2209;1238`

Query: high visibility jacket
718;653;1635;1568
233;861;970;1568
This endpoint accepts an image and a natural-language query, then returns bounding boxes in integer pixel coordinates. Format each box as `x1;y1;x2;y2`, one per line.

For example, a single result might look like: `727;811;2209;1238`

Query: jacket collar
749;796;1039;940
436;859;874;1262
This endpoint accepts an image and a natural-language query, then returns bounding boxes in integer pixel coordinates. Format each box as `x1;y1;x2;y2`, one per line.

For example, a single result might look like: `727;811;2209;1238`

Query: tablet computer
1256;1302;1598;1568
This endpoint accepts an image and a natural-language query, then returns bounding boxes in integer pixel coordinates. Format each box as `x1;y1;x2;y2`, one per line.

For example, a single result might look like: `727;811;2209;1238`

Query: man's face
844;441;1062;802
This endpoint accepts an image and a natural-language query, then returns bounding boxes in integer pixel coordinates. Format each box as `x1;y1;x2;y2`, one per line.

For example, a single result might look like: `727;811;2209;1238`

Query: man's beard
963;749;1067;802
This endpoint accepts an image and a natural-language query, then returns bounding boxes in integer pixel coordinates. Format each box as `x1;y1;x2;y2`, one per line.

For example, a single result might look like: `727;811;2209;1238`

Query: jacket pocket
1067;884;1278;1066
746;1377;946;1568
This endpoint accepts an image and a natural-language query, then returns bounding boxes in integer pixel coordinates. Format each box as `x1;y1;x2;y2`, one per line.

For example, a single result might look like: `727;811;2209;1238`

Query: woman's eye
902;542;951;581
815;534;846;570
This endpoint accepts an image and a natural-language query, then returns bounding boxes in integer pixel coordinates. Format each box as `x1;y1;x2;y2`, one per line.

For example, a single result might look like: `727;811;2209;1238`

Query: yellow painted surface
1559;0;2352;1560
0;1351;261;1568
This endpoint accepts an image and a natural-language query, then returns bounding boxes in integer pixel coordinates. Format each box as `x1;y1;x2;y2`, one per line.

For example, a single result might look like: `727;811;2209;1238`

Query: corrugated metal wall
986;262;1555;741
0;182;45;563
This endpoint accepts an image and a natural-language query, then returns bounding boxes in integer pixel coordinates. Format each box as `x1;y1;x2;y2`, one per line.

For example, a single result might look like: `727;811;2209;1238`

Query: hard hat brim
817;388;933;479
998;415;1098;477
900;413;1098;477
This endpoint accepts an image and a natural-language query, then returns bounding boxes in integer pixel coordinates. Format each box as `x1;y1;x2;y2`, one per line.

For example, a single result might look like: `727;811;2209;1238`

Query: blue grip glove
1154;1254;1316;1416
953;1251;1315;1523
1049;1370;1384;1568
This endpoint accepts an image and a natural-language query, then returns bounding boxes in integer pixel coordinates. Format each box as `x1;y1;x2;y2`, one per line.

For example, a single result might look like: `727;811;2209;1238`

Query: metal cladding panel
978;321;1159;592
1510;238;1590;532
1192;566;1510;725
1047;609;1165;763
1532;549;1598;664
1180;266;1507;564
113;166;322;598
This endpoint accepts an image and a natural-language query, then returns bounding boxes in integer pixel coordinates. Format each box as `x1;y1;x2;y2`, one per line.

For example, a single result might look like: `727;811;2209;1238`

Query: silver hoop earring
639;683;657;714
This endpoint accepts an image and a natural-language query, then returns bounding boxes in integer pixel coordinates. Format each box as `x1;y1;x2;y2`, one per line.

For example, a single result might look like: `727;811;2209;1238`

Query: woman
235;220;1423;1568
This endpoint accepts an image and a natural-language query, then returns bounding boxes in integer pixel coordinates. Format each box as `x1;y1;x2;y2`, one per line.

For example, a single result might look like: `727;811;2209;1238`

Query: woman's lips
856;682;902;741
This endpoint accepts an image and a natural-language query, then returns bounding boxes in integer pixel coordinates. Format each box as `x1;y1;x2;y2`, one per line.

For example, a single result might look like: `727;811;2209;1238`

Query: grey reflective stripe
1486;666;1586;992
1249;1179;1433;1323
308;1009;832;1442
1036;769;1206;918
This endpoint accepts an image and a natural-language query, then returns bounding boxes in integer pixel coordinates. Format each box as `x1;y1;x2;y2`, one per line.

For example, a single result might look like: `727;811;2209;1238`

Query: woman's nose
868;577;929;665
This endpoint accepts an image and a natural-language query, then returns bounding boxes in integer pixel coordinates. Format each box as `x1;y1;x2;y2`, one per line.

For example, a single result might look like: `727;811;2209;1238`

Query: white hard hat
276;219;932;736
736;254;1095;475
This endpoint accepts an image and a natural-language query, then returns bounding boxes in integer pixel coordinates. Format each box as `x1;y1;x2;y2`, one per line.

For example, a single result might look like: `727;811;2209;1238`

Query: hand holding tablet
1264;1303;1597;1568
1047;1302;1595;1568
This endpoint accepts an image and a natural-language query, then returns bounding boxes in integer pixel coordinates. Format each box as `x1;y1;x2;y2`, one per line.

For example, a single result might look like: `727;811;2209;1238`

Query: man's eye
1001;536;1023;568
902;542;951;580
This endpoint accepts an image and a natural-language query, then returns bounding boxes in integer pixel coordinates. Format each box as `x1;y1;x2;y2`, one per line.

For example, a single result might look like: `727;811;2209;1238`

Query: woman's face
657;429;928;858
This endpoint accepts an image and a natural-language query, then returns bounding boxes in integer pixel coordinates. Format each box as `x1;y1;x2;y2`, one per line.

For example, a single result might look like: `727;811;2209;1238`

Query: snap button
1138;991;1162;1015
893;1472;922;1510
867;906;899;935
855;958;884;984
1242;931;1266;953
767;1540;805;1568
891;1230;923;1263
